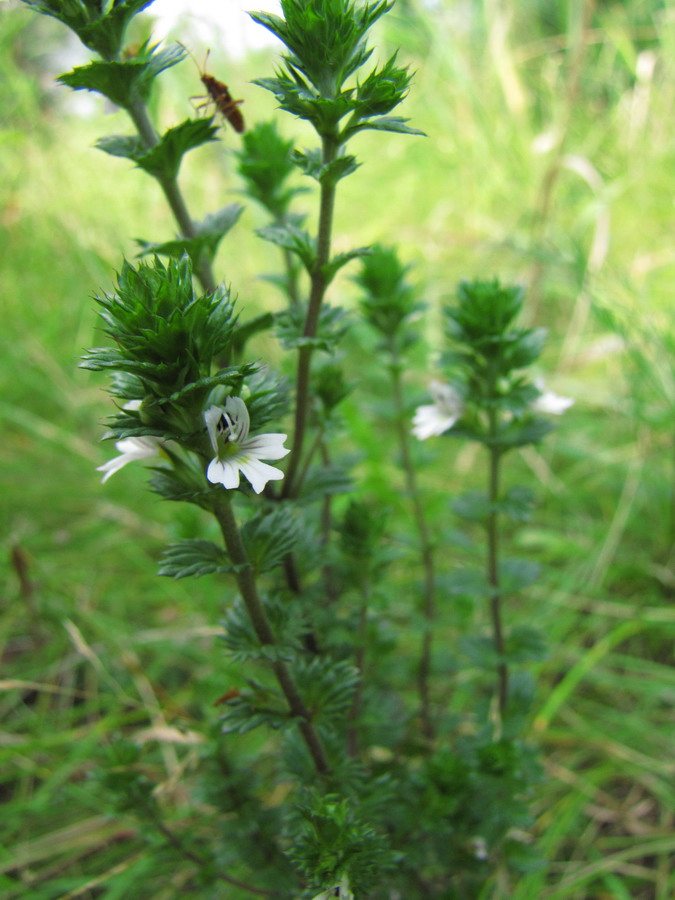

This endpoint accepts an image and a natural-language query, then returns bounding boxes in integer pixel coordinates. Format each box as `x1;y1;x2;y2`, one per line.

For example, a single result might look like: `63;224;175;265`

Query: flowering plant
22;1;574;897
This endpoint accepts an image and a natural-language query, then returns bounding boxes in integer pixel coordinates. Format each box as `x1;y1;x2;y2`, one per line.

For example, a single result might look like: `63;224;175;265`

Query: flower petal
237;457;285;494
532;390;574;415
204;406;223;455
96;437;161;482
241;433;290;461
412;405;458;440
207;457;240;489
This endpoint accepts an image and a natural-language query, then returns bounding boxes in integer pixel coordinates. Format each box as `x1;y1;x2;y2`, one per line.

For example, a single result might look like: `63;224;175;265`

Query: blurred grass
1;0;674;898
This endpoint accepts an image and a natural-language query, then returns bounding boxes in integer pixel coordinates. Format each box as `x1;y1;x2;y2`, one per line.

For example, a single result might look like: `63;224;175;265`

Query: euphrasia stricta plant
22;1;573;896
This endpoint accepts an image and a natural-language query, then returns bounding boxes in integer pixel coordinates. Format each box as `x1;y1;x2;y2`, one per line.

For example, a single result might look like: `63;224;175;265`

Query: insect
182;45;245;134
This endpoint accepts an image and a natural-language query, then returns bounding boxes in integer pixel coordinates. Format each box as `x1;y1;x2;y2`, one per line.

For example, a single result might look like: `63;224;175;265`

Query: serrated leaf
276;304;349;352
23;0;154;60
197;203;244;241
58;44;184;109
134;117;220;179
298;463;353;504
294;658;360;724
322;247;371;285
96;134;145;160
219;695;294;735
292;148;359;184
159;539;243;579
343;116;426;141
135;204;242;264
240;508;302;574
58;59;145;108
150;469;213;510
257;221;316;272
222;596;304;664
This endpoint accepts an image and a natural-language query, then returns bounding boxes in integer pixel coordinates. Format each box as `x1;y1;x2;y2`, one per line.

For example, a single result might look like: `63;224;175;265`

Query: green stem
212;493;331;776
389;346;437;740
126;94;218;294
486;406;508;718
281;135;339;499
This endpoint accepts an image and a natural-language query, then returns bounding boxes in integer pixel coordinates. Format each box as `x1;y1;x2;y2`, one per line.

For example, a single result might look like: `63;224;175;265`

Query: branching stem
212;493;331;776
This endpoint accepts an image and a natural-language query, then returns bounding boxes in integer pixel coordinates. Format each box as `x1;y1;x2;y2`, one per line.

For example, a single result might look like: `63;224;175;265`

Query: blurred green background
1;0;674;897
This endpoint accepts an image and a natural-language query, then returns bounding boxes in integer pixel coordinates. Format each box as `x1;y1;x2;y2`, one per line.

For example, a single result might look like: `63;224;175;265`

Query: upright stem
486;407;508;717
212;493;331;776
281;135;339;498
389;348;436;740
126;94;218;294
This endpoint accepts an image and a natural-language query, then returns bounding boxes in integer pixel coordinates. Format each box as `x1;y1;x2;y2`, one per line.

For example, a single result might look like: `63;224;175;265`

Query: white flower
412;380;464;440
531;380;574;415
204;397;290;494
97;436;162;483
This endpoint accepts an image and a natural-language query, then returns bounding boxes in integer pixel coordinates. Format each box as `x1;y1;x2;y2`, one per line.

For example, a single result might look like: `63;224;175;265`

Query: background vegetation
1;0;673;897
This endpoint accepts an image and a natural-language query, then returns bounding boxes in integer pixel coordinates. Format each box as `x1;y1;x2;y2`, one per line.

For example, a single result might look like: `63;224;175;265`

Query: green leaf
257;221;316;272
298;462;353;504
134;117;220;179
294;658;360;724
236;120;299;218
276;304;349;352
219;689;294;734
222;597;305;665
146;365;256;406
149;468;213;510
23;0;154;60
158;539;243;578
495;415;555;451
322;247;371;285
96;134;145;160
136;203;243;264
342;116;425;141
58;44;184;109
499;558;540;594
292;149;359;184
240;508;302;574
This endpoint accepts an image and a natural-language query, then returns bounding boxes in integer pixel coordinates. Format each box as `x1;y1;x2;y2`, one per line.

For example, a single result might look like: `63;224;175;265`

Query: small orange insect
183;45;245;134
